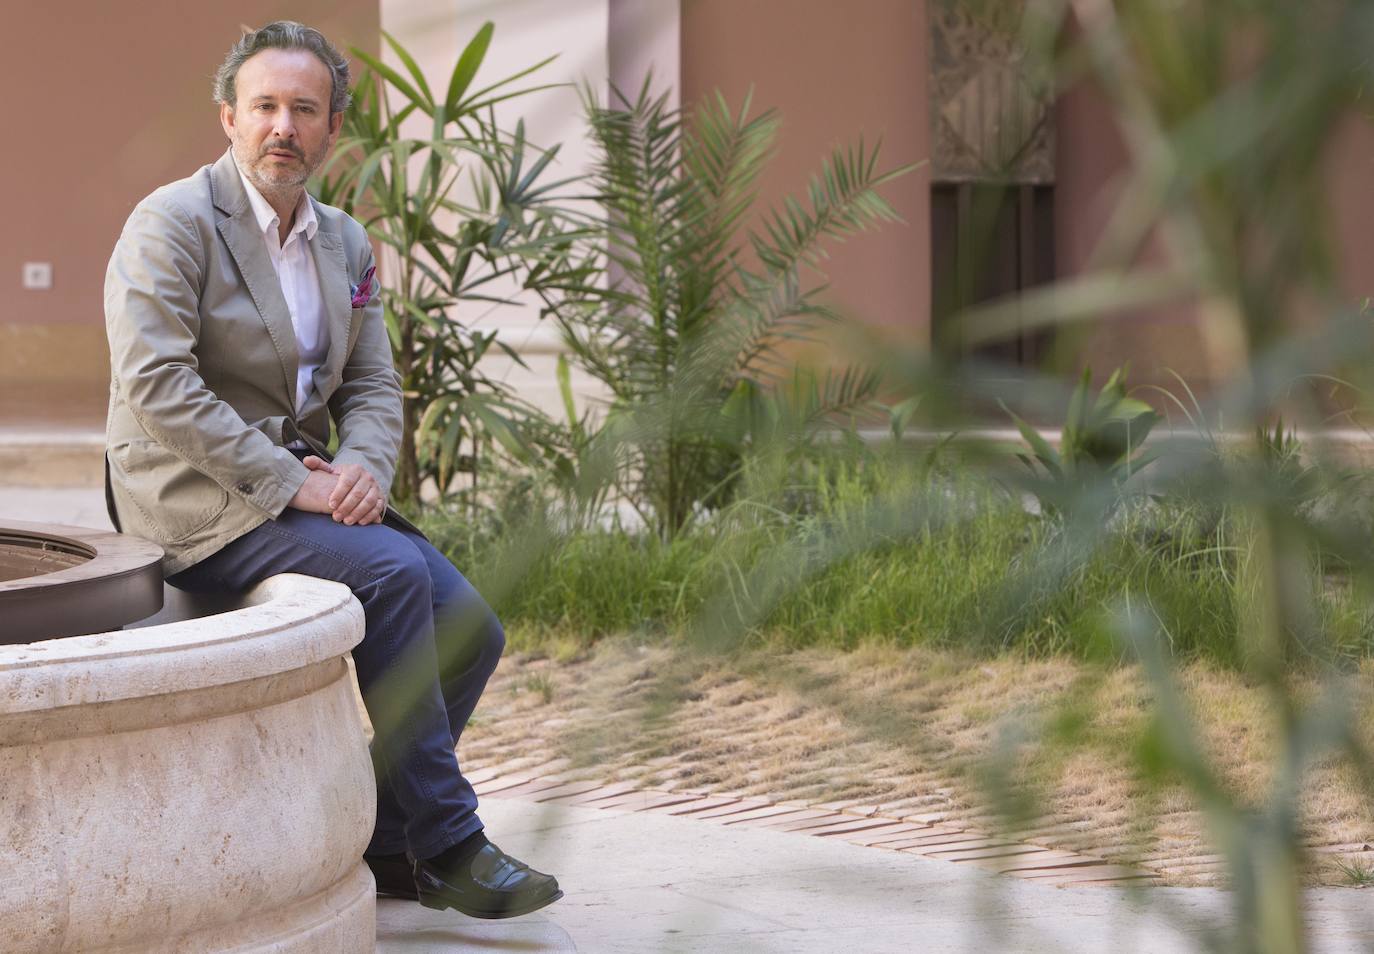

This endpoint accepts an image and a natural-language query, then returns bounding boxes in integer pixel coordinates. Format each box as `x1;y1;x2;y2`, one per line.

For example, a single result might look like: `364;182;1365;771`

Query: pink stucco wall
680;0;931;359
1;2;379;423
1052;27;1374;400
1052;70;1216;392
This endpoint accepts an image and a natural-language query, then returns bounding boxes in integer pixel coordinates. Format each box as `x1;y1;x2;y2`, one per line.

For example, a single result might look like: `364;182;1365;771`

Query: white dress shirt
232;158;330;426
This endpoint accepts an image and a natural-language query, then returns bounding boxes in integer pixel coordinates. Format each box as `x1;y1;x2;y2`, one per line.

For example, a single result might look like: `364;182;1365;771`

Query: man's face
220;48;343;197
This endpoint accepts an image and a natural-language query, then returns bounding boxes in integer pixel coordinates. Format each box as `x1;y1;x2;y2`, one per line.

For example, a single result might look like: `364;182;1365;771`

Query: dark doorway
931;182;1055;368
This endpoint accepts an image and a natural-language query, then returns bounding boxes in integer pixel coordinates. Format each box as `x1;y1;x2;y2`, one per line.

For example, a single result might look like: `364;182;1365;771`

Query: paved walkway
5;439;1374;952
460;769;1158;887
380;796;1373;953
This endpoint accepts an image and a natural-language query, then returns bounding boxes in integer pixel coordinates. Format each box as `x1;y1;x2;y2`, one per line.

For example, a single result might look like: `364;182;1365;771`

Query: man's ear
327;109;344;146
219;101;237;140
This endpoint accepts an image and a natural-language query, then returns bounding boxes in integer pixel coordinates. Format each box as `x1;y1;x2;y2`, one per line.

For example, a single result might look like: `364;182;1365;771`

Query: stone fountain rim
0;519;165;643
0;573;363;716
0;519;161;592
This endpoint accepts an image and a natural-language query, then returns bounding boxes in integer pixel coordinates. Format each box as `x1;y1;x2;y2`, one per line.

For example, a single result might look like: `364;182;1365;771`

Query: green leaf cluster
312;25;589;506
541;78;920;538
1003;366;1161;518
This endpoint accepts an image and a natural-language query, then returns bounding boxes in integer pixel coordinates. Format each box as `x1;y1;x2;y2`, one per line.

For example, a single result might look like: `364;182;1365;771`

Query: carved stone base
0;574;375;954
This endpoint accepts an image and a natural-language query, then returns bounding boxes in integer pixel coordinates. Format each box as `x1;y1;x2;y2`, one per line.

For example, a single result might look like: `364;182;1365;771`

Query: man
103;21;561;920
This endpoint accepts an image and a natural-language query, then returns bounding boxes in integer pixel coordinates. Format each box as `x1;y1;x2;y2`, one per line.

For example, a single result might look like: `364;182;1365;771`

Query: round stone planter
0;573;376;954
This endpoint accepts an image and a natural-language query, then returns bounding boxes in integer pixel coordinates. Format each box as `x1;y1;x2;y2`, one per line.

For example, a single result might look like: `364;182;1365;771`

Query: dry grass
460;636;1374;887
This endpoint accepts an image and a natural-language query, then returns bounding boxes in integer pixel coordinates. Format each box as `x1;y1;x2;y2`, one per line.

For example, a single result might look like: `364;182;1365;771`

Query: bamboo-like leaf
382;30;434;108
1063;367;1092;462
556;353;581;437
471;402;531;462
445;21;494;116
436;402;466;490
351;46;431;112
457;53;561;111
1003;401;1064;479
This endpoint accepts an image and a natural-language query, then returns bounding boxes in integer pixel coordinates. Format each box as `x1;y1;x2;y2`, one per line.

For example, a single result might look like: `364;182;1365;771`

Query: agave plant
539;79;917;539
312;25;590;506
1002;365;1162;519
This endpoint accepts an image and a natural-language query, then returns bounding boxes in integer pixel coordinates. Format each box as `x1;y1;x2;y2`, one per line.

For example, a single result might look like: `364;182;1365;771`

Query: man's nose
272;111;296;139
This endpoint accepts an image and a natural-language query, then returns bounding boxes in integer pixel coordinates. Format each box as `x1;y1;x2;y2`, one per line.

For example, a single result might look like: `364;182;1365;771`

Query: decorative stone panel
930;0;1055;183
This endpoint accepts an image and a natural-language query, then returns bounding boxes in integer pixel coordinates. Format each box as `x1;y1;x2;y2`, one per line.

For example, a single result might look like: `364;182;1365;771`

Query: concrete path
0;428;111;529
378;796;1373;953
5;439;1374;953
0;485;111;529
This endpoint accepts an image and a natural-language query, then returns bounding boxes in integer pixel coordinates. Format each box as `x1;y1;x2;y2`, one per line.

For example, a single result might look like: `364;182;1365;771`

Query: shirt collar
232;154;318;242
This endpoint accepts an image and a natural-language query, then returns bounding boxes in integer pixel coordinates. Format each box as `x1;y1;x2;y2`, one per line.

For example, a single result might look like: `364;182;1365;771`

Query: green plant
1002;366;1161;519
1330;854;1374;887
313;25;587;506
540;79;917;539
1253;418;1328;517
521;672;555;704
413;440;1374;665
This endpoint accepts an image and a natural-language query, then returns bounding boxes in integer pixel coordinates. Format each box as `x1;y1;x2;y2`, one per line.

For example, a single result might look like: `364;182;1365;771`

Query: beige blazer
105;149;403;575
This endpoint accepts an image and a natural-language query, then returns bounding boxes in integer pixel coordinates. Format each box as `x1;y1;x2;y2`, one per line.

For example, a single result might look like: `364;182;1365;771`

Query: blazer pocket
113;440;230;543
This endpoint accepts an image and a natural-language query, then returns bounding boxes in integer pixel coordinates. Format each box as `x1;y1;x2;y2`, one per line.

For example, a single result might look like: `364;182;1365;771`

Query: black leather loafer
413;843;563;919
364;852;419;901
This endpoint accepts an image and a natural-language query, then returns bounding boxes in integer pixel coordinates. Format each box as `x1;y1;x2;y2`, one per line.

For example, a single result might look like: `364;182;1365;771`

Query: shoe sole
418;888;564;920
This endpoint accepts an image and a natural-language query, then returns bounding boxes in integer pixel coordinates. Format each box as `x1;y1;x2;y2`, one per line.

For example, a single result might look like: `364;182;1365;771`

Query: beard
232;134;327;199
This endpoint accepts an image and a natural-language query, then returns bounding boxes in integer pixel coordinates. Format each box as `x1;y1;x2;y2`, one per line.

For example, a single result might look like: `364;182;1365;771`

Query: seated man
103;20;560;920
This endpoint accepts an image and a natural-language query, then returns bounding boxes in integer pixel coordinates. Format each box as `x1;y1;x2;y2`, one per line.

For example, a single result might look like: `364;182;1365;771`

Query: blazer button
236;481;255;495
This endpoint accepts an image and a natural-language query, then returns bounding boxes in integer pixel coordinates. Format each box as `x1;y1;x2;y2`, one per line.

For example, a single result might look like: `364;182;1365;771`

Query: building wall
609;0;680;111
1052;69;1217;393
679;0;932;363
1;1;379;427
15;3;1372;431
1323;114;1374;319
1053;32;1374;402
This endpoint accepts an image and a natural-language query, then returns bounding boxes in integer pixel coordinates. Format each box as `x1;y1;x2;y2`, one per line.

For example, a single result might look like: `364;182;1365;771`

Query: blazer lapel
305;208;353;411
210;150;299;406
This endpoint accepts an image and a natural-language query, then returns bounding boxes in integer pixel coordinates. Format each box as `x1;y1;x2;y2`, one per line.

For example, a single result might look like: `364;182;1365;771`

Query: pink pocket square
350;265;377;308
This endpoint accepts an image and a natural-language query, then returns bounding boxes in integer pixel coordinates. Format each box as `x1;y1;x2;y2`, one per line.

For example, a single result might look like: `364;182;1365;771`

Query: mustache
259;140;304;159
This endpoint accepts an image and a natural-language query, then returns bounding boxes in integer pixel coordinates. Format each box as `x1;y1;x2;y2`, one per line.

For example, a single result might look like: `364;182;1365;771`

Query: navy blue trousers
168;506;503;860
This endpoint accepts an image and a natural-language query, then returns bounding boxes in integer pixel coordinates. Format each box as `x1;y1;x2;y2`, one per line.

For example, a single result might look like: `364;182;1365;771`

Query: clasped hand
287;456;387;525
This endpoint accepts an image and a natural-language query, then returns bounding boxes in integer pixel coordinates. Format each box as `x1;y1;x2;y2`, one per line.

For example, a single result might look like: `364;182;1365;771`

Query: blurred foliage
353;4;1374;951
894;3;1374;951
417;432;1374;668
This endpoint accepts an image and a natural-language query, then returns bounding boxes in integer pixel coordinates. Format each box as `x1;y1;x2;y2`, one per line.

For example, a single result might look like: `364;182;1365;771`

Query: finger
345;494;381;526
336;479;377;523
339;483;381;524
302;455;335;473
365;494;387;525
340;497;369;525
328;469;363;511
359;498;386;526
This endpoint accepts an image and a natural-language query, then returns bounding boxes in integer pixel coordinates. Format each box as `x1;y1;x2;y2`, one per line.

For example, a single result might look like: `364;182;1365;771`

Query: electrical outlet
22;262;52;290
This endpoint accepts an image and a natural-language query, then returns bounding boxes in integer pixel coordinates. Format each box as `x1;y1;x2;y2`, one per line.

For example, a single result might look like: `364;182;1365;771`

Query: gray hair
213;21;352;116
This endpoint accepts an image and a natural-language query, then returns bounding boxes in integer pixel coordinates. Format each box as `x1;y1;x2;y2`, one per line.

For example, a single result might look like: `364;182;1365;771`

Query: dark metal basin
0;522;163;644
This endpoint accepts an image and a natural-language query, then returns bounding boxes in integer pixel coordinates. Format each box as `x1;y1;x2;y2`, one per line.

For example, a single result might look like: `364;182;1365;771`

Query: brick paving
473;767;1162;888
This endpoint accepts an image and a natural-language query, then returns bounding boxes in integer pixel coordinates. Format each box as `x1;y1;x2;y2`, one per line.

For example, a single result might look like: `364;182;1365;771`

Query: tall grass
419;447;1374;665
